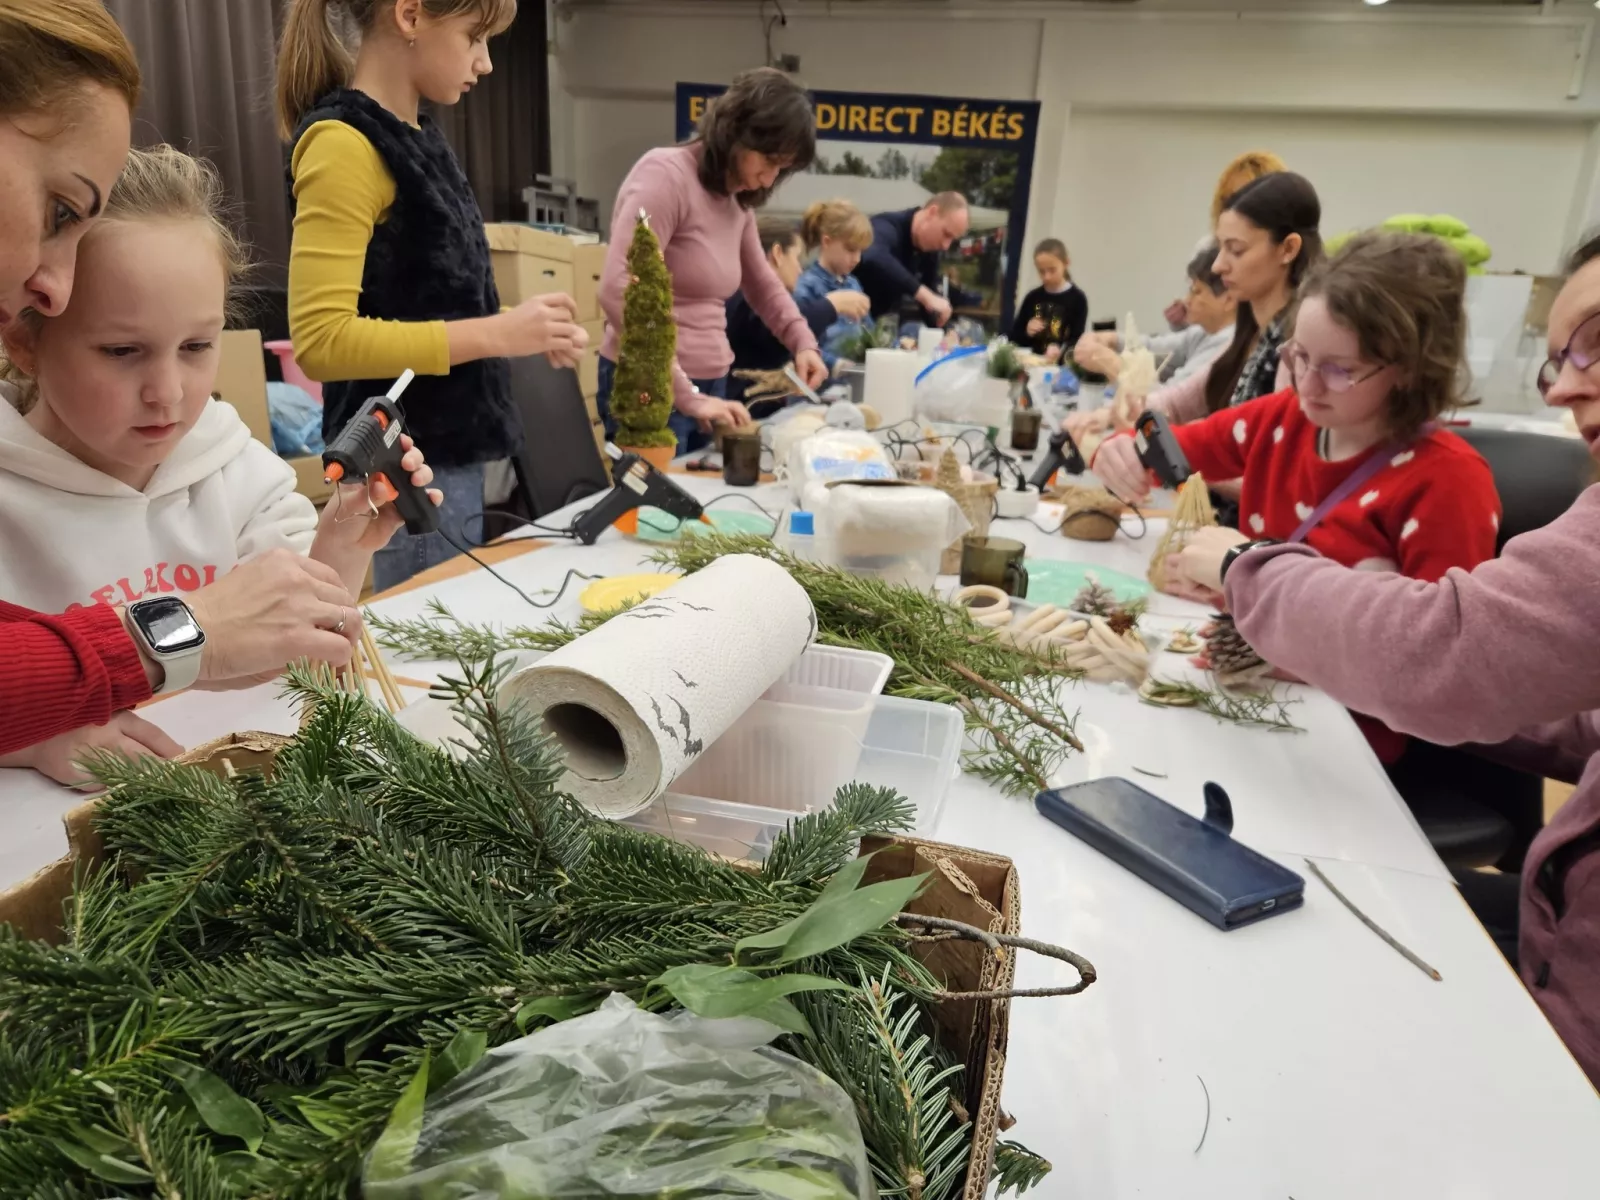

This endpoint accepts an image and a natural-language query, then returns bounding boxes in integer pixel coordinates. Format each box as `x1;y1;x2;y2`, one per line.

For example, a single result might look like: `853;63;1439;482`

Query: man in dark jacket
854;191;974;326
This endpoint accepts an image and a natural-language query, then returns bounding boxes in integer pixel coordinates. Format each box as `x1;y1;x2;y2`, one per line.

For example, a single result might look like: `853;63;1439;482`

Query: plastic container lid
789;510;815;536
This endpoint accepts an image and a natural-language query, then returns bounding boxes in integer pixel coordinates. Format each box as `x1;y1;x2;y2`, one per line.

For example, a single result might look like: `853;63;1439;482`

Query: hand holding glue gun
310;369;444;596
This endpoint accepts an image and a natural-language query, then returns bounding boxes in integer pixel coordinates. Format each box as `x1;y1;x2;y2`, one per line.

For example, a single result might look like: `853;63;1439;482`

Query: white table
3;461;1595;1196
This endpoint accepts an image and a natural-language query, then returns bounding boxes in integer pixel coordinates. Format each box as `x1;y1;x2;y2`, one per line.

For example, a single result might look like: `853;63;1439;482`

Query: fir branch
763;783;916;883
992;1140;1052;1195
1139;676;1303;733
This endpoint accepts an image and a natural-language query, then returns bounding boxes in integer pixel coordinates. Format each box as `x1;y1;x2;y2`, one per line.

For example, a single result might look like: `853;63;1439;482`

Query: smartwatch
125;596;207;694
1219;539;1282;587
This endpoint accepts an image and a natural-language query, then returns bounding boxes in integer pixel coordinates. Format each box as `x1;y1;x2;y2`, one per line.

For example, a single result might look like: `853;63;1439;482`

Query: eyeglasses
1538;310;1600;398
1282;343;1387;394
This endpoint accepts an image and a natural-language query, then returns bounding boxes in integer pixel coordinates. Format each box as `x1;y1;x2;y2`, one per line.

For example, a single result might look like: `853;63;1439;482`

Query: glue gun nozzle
698;514;713;525
324;462;345;486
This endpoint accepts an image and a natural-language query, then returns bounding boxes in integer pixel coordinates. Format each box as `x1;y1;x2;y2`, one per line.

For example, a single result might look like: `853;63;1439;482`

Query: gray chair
1393;425;1590;870
477;355;609;541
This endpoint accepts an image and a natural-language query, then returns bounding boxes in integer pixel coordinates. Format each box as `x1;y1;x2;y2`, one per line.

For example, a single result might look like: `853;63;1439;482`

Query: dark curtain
431;0;550;223
105;0;290;288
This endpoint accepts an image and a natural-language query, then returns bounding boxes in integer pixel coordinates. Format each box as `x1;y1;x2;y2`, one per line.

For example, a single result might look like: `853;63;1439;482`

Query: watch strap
127;599;205;694
1220;539;1281;587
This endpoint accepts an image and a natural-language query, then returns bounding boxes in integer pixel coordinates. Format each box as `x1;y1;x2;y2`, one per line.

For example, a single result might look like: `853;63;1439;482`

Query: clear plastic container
623;694;963;863
774;644;893;697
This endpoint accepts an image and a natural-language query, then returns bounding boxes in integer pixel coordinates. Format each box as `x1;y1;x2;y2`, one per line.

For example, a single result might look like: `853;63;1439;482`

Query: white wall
1059;110;1590;321
550;0;1600;324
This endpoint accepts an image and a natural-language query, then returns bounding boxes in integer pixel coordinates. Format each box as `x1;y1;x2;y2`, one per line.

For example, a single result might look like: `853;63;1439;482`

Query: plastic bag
913;346;1009;427
266;381;324;456
785;428;895;497
363;994;874;1200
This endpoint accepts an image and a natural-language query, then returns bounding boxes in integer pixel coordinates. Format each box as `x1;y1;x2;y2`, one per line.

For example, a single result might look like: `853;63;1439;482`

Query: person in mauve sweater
596;68;826;455
0;0;362;760
1172;233;1600;1088
1098;230;1500;768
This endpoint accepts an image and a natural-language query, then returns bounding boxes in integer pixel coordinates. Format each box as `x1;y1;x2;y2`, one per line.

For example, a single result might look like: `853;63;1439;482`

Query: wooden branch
945;662;1085;752
1304;859;1441;981
955;698;1048;795
895;913;1097;996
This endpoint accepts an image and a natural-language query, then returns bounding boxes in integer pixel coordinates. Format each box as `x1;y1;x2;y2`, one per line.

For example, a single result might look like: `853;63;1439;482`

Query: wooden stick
946;661;1085;752
895;913;1098;997
360;626;404;713
1304;858;1442;981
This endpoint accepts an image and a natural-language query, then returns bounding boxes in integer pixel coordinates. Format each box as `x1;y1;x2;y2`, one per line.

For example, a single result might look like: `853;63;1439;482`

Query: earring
407;38;416;49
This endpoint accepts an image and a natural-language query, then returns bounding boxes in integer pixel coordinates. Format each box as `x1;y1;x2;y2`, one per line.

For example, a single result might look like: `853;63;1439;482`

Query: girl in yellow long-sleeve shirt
277;0;586;589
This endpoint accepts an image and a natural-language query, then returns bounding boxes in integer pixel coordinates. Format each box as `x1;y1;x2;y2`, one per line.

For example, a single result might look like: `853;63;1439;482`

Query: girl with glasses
1169;232;1600;1089
1096;231;1501;766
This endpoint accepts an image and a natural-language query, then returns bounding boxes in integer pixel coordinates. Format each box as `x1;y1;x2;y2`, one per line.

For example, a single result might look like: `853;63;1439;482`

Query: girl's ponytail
275;0;359;140
799;199;872;252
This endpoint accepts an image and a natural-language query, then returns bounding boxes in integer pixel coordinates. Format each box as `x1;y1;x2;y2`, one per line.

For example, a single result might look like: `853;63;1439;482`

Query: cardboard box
572;243;608;321
485;222;576;306
581;318;605;361
291;453;334;505
213;329;272;449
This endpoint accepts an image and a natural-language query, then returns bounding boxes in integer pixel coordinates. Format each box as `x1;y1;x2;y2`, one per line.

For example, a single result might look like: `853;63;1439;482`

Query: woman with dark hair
724;215;861;410
1065;172;1322;447
1168;233;1600;1087
595;67;828;453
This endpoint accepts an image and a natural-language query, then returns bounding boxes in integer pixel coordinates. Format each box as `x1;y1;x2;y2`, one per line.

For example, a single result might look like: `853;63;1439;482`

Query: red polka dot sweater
1174;387;1502;761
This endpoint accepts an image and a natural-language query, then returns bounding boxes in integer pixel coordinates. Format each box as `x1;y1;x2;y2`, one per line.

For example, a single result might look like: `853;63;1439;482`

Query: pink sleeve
738;215;819;357
1144;366;1211;424
1147;352;1290;426
597;155;703;415
1226;486;1600;746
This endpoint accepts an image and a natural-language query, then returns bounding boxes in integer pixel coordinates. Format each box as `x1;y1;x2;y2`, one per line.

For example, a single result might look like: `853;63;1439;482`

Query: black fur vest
289;89;517;468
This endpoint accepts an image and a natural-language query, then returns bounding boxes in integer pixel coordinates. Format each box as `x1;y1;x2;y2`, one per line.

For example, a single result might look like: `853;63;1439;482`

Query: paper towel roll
497;554;816;818
917;326;945;354
864;348;917;427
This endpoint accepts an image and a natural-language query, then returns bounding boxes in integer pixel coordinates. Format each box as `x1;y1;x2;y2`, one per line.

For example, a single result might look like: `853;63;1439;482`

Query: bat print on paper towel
672;670;699;689
649;696;679;746
672;697;703;757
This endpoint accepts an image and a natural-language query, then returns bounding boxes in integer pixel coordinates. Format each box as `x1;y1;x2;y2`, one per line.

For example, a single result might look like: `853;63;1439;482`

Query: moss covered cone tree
612;210;678;450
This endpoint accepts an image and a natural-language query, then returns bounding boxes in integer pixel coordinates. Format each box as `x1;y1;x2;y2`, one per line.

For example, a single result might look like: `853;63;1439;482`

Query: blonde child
278;0;583;590
0;145;437;783
791;200;874;367
1010;239;1088;357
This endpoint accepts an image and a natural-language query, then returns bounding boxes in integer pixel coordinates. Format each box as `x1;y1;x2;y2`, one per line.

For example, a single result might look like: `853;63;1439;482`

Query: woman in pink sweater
597;68;827;455
1171;236;1600;1086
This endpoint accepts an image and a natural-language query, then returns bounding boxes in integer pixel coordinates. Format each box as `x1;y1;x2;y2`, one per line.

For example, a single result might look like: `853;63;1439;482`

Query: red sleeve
1391;446;1501;584
1173;388;1284;481
0;601;153;754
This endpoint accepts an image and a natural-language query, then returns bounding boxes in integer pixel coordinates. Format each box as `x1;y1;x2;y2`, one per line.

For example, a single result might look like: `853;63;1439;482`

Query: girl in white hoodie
0;146;436;778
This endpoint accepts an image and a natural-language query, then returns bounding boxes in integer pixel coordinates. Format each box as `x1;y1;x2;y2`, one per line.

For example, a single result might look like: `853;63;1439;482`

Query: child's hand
500;293;584;361
1027;316;1046;337
827;291;871;321
1175;526;1252;595
1063;405;1111;443
0;712;184;789
1090;433;1152;505
312;435;442;594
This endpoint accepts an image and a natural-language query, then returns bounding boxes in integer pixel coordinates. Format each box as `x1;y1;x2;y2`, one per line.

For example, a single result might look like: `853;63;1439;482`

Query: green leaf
66;1123;131;1156
736;868;930;967
364;1052;429;1185
735;855;872;958
429;1028;487;1094
651;963;849;1035
215;1150;266;1182
47;1138;153;1184
170;1063;266;1151
513;992;602;1034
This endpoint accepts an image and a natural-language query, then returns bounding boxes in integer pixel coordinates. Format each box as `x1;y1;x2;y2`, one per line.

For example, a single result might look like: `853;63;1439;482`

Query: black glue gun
571;445;708;545
1028;428;1088;491
322;369;439;535
1133;410;1193;488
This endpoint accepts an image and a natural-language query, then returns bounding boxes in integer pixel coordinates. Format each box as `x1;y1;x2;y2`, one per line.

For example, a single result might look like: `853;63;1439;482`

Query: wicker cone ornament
1148;474;1217;590
935;447;998;573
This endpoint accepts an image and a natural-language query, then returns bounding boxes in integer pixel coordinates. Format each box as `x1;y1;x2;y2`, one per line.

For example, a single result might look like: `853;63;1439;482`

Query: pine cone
1072;577;1118;617
1202;614;1270;686
1105;608;1139;638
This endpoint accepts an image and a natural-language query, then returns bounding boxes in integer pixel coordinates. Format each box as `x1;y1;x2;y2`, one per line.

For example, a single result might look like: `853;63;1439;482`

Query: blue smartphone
1037;778;1303;930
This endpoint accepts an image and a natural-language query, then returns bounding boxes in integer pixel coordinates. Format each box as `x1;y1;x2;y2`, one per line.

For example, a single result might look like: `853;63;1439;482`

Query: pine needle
1138;676;1303;733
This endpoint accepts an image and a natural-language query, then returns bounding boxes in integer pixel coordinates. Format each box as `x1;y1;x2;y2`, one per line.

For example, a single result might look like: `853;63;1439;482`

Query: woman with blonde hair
0;0;362;763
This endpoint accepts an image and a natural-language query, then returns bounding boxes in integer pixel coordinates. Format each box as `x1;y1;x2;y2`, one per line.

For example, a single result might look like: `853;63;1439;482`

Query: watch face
133;597;204;654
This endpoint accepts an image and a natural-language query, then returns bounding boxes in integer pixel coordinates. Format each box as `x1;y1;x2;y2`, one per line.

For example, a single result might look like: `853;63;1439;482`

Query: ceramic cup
960;535;1029;597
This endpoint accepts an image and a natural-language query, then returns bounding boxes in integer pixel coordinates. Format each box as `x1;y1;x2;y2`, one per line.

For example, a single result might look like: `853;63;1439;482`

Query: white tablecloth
3;456;1595;1196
